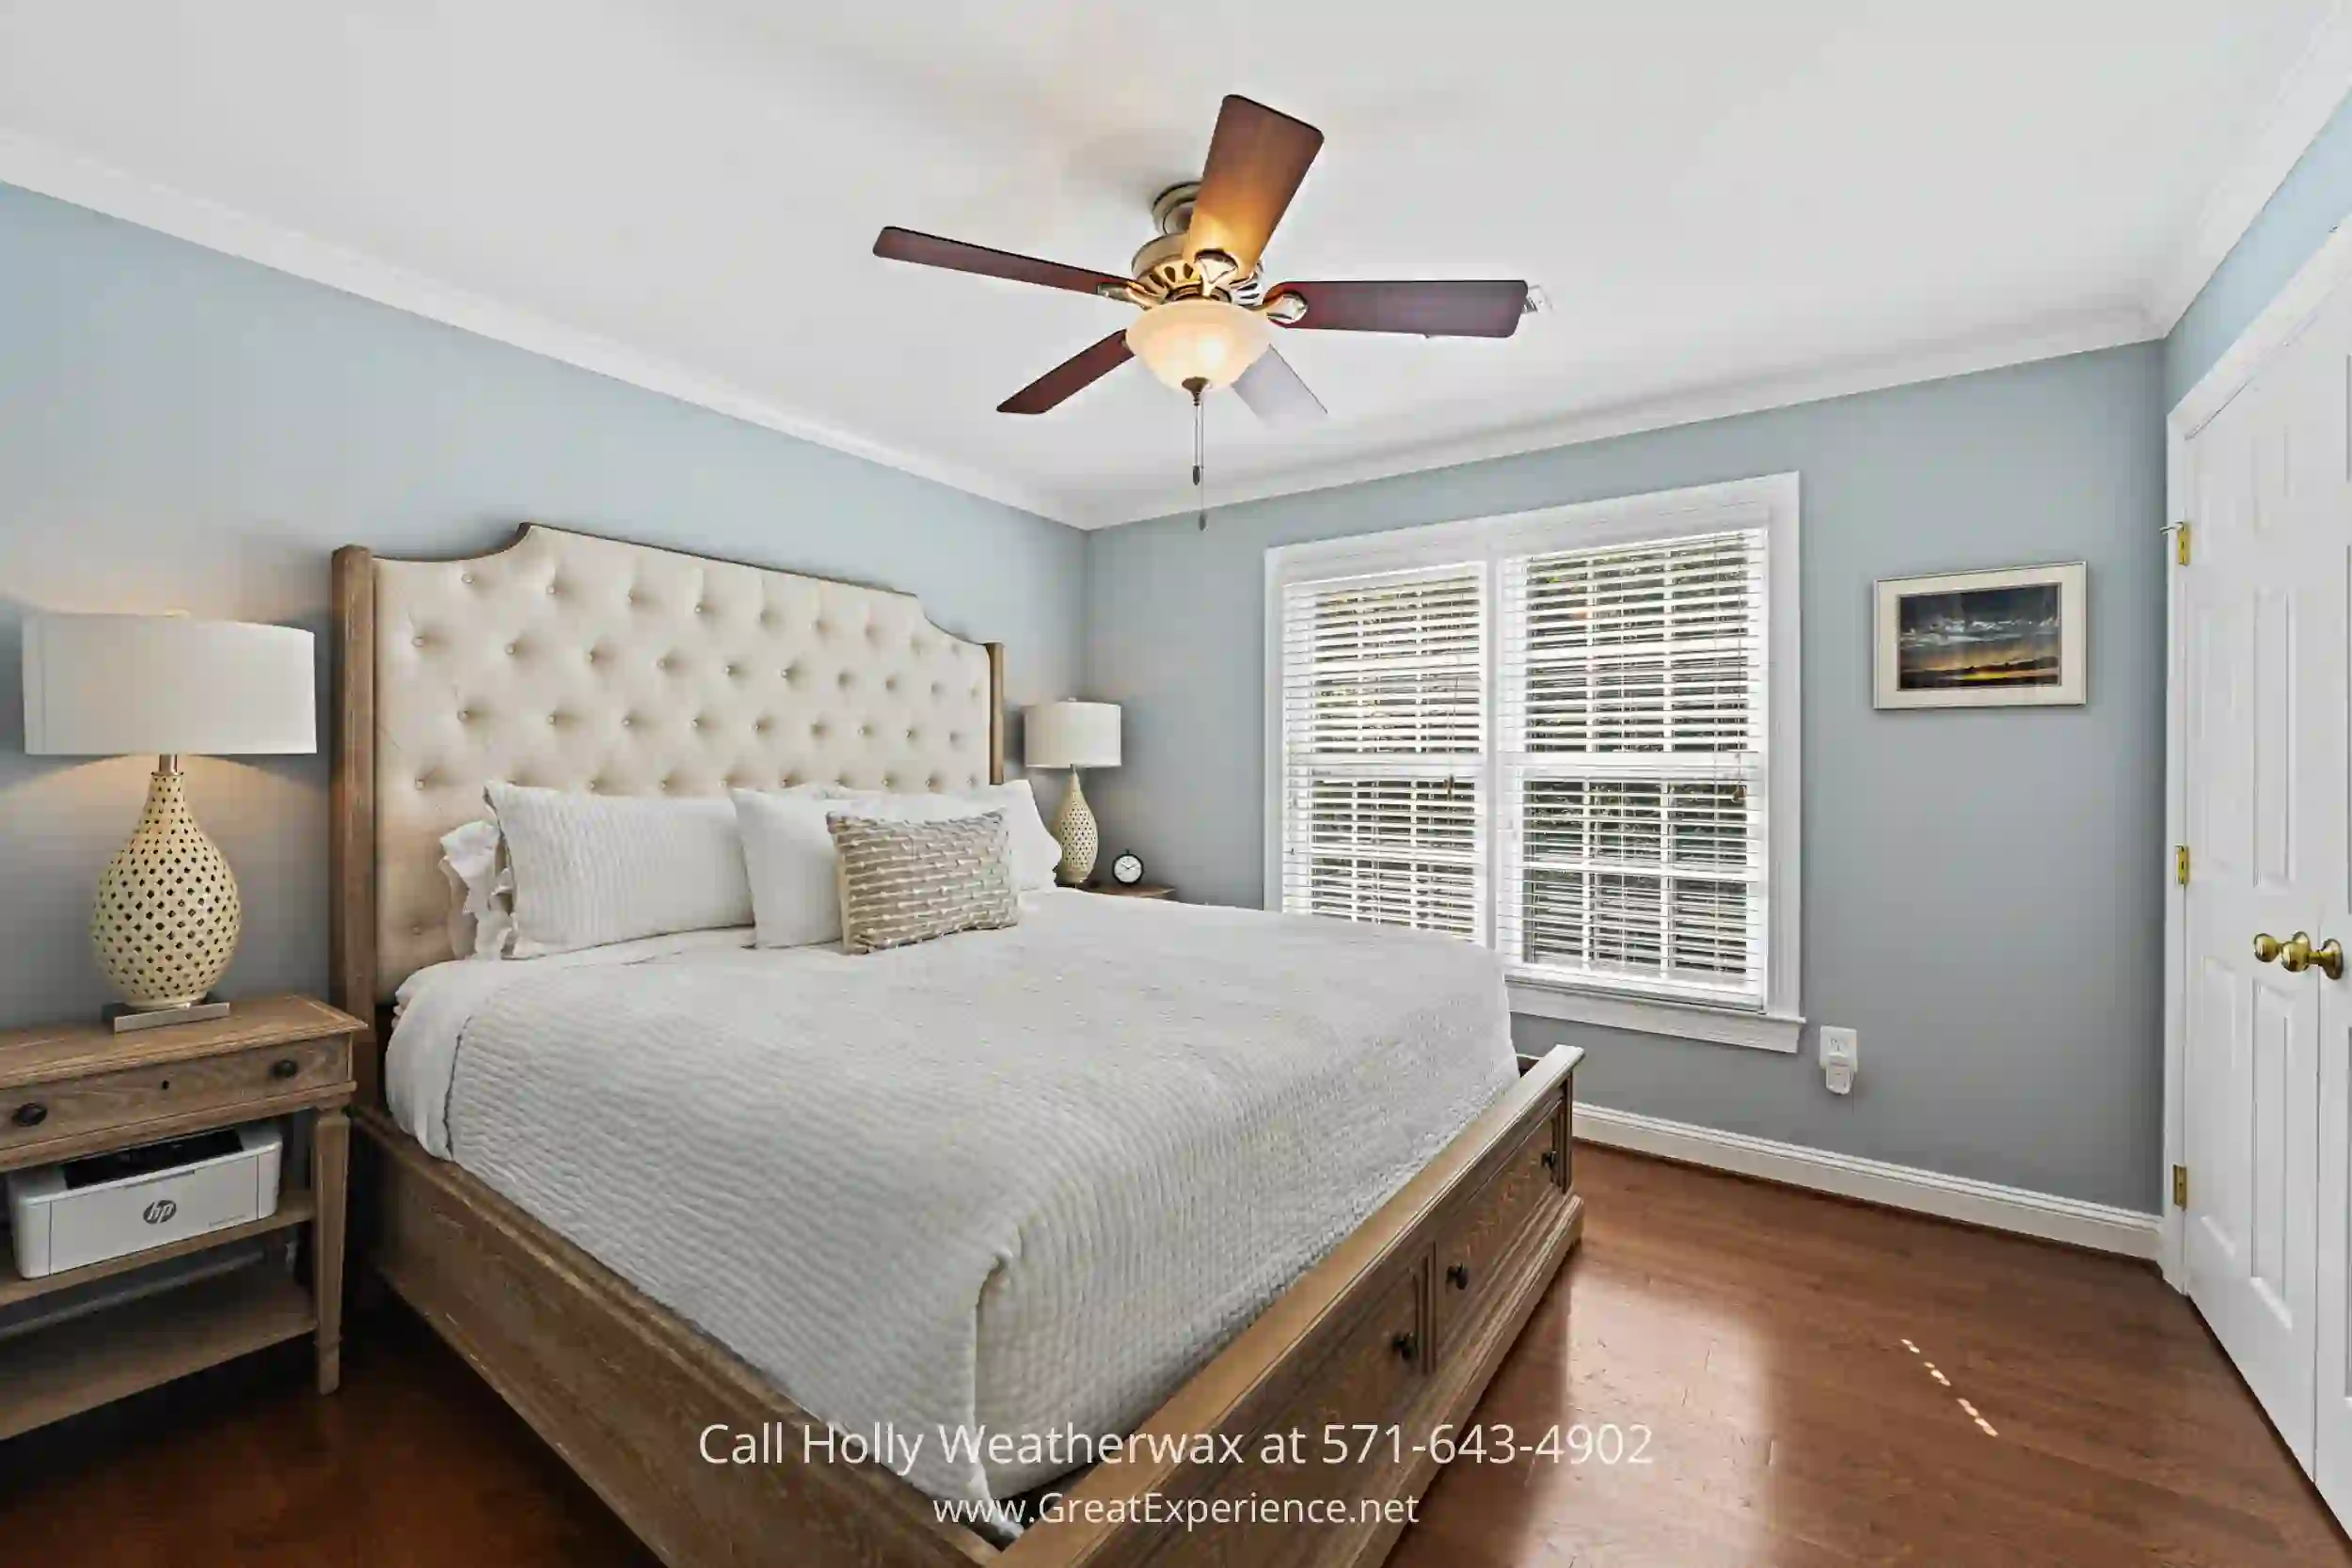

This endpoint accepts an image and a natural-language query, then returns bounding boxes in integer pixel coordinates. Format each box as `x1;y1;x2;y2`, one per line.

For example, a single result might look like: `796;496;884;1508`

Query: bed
330;524;1583;1568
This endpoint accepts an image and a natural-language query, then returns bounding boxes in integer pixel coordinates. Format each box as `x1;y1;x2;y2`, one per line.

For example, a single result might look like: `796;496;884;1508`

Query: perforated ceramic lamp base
1052;769;1101;886
93;758;242;1020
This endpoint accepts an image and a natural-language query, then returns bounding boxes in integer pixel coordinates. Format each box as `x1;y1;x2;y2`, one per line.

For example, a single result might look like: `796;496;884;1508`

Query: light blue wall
0;182;1084;1024
24;117;2326;1210
2168;88;2352;405
1084;345;2167;1211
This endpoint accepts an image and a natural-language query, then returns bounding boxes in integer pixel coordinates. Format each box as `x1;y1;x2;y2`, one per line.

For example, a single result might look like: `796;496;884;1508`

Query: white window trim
1263;473;1803;1053
1508;982;1803;1053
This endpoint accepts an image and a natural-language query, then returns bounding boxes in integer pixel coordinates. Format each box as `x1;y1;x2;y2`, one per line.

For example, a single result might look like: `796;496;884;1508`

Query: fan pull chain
1185;376;1208;531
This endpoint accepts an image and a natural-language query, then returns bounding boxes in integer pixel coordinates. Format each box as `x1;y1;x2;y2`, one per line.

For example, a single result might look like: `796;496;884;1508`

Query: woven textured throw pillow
827;809;1020;954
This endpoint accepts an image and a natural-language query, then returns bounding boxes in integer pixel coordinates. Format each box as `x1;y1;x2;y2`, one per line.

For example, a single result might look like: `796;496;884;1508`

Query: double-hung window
1266;474;1801;1051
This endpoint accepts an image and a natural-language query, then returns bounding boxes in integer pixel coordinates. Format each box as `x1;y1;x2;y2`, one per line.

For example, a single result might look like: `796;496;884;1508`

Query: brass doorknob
2257;931;2343;978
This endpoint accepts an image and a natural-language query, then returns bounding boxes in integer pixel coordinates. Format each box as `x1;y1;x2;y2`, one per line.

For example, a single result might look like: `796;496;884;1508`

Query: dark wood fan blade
1269;280;1530;338
874;227;1130;297
1186;96;1324;277
998;331;1135;414
1233;346;1327;427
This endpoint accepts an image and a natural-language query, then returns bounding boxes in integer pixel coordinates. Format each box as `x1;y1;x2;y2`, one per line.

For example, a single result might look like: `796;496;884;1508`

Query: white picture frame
1873;562;2087;709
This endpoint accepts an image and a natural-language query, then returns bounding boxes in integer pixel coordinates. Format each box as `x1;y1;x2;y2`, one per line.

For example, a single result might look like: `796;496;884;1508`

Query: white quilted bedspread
389;892;1518;1510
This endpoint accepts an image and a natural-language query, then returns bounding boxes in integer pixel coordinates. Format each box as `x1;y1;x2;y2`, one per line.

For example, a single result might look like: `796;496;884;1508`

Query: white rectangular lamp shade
1024;701;1120;769
24;614;317;757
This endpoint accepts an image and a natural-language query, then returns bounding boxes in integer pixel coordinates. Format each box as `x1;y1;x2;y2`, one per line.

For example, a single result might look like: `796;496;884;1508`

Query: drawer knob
269;1058;300;1081
1391;1331;1418;1363
1541;1148;1560;1172
1446;1262;1471;1291
11;1102;47;1128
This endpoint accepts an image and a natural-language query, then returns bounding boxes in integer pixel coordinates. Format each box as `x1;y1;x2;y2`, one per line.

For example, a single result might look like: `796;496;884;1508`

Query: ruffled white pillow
438;818;515;959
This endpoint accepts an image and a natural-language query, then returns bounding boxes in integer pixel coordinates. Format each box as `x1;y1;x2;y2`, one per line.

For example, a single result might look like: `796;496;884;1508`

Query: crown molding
0;119;2237;534
2142;0;2352;332
2169;188;2352;434
0;128;1070;525
1071;308;2156;529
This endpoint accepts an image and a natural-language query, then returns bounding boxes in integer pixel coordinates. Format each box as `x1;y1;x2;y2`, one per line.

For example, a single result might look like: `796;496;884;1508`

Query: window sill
1506;982;1804;1053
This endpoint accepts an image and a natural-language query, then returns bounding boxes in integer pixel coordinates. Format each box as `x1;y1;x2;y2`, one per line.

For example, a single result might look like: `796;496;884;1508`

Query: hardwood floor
0;1146;2342;1567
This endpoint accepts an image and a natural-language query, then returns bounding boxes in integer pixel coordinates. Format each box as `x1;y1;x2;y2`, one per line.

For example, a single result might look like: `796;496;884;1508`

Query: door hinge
2172;1164;2188;1208
2175;521;2191;566
2175;845;2190;886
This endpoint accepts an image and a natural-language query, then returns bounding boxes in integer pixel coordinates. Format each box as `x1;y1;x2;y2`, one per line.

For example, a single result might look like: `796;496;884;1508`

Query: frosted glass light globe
1124;297;1275;388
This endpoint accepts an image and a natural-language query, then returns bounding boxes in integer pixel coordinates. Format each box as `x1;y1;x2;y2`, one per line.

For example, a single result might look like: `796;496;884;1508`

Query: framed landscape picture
1873;562;2086;709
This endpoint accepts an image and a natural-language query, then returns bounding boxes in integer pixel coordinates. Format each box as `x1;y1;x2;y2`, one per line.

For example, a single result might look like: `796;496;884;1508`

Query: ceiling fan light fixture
878;95;1527;420
1124;297;1273;389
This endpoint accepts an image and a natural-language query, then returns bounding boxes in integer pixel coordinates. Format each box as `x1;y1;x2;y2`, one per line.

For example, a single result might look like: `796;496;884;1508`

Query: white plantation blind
1270;480;1795;1039
1499;529;1770;1006
1277;564;1486;940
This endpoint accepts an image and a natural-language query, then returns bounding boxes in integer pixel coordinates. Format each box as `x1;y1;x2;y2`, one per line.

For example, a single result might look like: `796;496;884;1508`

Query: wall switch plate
1820;1025;1858;1095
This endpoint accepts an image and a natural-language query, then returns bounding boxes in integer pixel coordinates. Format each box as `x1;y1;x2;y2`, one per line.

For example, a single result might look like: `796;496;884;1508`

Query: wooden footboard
358;1046;1582;1568
359;1101;992;1568
1006;1045;1582;1568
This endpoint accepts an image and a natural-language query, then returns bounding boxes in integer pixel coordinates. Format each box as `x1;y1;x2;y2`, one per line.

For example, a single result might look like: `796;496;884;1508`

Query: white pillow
822;781;1062;892
965;781;1064;891
732;788;850;950
437;818;514;958
486;783;754;957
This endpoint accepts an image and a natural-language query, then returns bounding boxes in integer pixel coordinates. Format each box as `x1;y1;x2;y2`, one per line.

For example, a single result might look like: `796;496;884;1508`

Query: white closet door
2302;282;2352;1522
2181;304;2335;1470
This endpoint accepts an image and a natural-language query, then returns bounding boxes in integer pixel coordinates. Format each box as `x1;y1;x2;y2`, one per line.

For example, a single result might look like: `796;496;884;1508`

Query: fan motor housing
1128;182;1265;307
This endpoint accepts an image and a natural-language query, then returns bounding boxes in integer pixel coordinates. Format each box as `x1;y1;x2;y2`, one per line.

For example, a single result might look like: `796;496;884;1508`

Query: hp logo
141;1198;179;1226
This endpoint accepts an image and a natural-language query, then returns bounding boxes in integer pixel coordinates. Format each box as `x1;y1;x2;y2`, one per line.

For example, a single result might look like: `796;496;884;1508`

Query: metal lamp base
104;999;233;1035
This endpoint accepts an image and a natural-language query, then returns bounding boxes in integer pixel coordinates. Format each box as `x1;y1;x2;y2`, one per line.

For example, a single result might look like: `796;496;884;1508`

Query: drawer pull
1447;1262;1471;1291
269;1058;301;1081
11;1102;47;1128
1541;1148;1559;1172
1391;1331;1418;1362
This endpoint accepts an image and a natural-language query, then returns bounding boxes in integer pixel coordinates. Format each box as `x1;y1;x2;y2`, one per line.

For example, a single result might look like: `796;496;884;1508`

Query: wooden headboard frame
328;528;1005;1108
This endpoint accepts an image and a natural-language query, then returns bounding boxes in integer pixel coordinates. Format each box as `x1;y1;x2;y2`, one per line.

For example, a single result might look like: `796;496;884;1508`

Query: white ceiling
1;1;2346;527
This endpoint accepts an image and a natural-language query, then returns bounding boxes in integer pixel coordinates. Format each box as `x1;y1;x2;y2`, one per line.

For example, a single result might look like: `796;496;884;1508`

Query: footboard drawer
1431;1088;1565;1362
1139;1261;1427;1568
1270;1259;1429;1442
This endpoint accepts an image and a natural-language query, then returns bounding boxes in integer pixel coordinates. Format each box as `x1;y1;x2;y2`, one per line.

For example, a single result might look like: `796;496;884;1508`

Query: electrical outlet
1819;1025;1858;1095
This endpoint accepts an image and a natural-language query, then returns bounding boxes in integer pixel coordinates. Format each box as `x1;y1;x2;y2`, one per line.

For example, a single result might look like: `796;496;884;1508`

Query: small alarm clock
1111;851;1146;886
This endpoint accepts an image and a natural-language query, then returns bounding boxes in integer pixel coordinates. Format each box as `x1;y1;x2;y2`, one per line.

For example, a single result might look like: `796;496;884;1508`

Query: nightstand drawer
0;1037;351;1161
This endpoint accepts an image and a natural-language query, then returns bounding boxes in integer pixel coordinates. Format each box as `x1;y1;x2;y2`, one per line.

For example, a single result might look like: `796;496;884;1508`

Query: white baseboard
1572;1103;2163;1260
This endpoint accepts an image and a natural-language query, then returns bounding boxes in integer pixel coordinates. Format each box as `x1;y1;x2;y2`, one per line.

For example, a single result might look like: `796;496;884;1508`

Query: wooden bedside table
1083;881;1176;899
0;995;359;1440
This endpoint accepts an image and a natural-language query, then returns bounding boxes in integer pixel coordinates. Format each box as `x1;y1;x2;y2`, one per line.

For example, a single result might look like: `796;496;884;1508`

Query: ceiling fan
872;95;1531;428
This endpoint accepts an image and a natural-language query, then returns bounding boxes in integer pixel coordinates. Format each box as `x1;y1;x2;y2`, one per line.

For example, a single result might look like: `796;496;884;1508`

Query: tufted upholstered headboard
328;526;1003;1077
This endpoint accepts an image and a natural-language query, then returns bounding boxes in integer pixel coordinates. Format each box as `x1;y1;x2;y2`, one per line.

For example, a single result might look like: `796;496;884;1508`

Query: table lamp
1023;701;1120;886
23;613;317;1031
